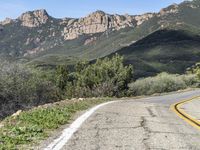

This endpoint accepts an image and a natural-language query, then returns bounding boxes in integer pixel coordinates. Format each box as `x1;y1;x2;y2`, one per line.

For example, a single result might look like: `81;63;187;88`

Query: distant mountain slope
114;29;200;78
0;9;153;60
0;0;200;77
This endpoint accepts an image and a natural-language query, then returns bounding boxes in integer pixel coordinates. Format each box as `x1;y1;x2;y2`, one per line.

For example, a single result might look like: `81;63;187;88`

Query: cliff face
0;9;155;41
61;11;154;40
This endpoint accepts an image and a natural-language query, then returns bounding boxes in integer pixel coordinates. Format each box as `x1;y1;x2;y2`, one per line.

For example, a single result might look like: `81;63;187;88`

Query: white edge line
44;101;116;150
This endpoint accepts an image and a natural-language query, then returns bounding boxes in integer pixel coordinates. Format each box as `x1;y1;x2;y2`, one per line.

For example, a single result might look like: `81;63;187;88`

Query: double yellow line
171;96;200;130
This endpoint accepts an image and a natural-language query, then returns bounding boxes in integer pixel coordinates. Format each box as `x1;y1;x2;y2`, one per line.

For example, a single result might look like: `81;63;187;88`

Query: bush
56;54;133;98
0;61;59;119
128;72;198;96
187;62;200;81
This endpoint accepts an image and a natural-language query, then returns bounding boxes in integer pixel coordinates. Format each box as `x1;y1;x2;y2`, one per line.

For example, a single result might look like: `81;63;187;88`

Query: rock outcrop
0;9;155;41
0;18;13;25
84;36;97;45
134;13;155;25
159;4;179;16
62;11;154;40
19;9;49;27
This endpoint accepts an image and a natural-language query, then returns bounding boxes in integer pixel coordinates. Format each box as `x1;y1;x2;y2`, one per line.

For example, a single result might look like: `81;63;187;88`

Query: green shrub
0;61;59;119
128;72;198;96
192;63;200;79
56;54;133;98
186;62;200;86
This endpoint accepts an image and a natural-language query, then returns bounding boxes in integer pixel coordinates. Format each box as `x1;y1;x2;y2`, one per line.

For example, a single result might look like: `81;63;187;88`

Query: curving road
49;90;200;150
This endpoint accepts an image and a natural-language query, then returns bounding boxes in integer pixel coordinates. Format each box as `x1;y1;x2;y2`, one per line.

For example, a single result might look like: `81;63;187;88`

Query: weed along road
45;90;200;150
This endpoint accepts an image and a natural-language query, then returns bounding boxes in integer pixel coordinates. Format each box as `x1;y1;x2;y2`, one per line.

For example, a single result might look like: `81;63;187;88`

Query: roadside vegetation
128;73;198;96
56;54;133;98
0;55;199;149
1;55;200;120
0;54;133;119
187;62;200;81
0;61;60;119
0;98;109;149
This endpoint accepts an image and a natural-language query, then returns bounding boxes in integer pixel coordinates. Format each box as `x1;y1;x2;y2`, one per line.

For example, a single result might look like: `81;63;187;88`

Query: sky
0;0;185;21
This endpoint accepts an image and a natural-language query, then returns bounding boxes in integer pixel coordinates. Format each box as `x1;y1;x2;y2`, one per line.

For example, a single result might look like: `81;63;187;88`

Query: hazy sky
0;0;185;21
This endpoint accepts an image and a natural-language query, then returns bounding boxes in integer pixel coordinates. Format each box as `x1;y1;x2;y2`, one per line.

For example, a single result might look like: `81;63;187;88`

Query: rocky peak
159;4;179;16
89;10;106;16
79;10;108;26
0;18;13;25
19;9;49;27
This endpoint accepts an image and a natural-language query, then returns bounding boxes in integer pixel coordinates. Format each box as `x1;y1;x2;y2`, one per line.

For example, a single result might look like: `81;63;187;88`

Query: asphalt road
59;90;200;150
181;97;200;123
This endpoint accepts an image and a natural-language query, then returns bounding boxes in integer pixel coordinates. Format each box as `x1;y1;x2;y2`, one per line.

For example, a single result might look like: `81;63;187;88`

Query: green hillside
114;29;200;78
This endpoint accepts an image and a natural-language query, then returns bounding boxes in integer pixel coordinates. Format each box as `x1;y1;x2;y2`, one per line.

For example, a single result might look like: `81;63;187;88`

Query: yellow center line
170;96;200;130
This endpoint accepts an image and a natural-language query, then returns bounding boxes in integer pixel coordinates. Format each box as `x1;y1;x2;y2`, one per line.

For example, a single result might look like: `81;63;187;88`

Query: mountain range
1;0;200;77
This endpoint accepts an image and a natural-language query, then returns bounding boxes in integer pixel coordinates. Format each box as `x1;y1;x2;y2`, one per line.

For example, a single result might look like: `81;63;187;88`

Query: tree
56;65;69;91
0;61;59;119
56;54;134;97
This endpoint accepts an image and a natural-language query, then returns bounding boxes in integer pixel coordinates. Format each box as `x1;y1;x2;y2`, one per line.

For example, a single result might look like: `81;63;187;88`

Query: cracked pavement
61;90;200;150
